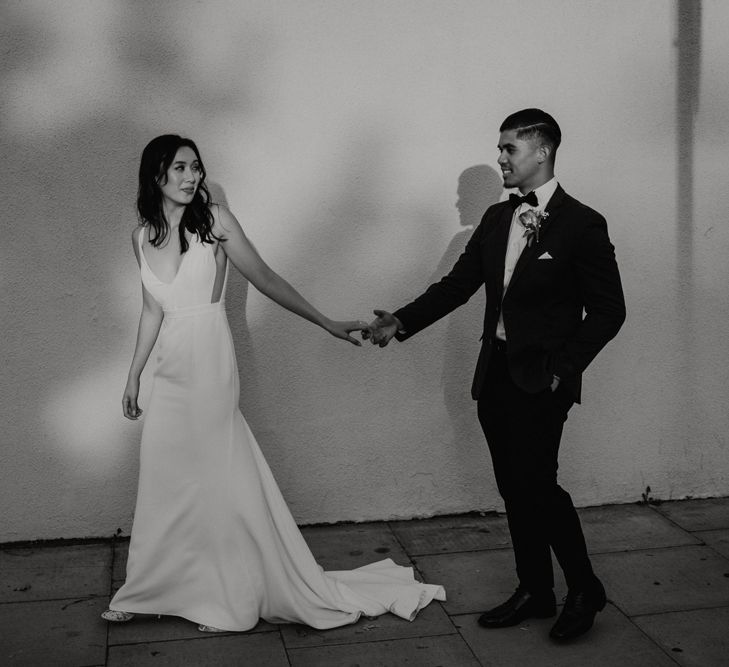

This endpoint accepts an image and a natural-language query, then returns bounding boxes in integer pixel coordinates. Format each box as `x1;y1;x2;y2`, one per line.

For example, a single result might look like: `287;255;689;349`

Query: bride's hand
122;378;143;420
324;319;369;347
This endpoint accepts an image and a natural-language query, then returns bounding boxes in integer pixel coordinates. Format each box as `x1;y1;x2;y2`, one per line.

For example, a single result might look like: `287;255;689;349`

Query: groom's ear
537;143;552;164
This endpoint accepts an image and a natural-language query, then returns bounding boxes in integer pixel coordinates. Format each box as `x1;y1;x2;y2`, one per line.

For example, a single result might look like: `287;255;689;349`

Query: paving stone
107;632;289;666
113;539;129;587
455;605;675;667
280;598;454;648
655;497;729;531
633;605;729;667
695;528;729;559
414;550;566;615
389;513;511;555
0;596;107;666
4;499;729;665
108;612;277;645
579;504;701;553
593;545;729;615
0;543;112;602
288;634;480;667
300;522;410;570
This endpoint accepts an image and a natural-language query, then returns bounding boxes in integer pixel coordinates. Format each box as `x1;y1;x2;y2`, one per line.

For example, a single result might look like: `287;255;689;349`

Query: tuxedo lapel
492;203;514;302
506;185;567;294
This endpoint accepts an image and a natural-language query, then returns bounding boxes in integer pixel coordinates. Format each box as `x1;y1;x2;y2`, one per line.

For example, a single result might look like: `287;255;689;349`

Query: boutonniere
518;209;549;246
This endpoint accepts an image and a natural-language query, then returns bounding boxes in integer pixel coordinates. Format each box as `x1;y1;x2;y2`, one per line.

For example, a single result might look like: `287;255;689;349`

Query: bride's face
158;146;202;208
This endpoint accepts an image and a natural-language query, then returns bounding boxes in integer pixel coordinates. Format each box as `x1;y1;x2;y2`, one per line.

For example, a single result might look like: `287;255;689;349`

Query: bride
102;134;445;632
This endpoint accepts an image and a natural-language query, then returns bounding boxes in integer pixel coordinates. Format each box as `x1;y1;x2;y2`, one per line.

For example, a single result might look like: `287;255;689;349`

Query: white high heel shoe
198;624;226;633
101;609;135;622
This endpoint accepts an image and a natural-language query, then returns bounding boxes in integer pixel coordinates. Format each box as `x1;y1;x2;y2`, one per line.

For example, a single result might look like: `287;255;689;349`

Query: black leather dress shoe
549;579;607;641
478;588;556;628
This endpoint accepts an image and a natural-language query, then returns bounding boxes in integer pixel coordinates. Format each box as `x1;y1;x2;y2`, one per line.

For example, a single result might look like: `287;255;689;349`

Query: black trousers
477;343;595;594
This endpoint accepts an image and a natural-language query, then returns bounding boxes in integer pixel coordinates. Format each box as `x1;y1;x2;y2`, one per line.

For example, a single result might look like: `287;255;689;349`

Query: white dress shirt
495;177;559;341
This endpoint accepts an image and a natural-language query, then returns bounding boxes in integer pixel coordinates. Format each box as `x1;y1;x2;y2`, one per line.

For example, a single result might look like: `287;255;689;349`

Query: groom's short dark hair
500;108;562;154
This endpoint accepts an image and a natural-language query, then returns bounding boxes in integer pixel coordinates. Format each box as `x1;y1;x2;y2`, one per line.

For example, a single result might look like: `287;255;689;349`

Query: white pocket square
538;251;553;260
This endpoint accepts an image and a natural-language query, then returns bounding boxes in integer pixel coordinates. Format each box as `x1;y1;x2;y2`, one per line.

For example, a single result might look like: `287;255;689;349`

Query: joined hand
361;309;402;347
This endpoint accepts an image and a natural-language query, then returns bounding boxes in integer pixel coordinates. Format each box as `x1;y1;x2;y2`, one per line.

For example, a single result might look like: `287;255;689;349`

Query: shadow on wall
433;165;503;437
230;127;415;491
207;182;267;436
675;0;700;281
207;123;502;522
675;0;700;386
235;152;504;519
0;2;265;539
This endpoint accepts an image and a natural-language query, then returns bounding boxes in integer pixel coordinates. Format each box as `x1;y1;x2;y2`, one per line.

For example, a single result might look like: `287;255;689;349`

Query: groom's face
497;129;543;193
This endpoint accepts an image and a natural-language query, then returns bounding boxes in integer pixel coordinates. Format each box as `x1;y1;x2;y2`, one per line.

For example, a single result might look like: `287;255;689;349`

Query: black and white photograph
1;1;728;665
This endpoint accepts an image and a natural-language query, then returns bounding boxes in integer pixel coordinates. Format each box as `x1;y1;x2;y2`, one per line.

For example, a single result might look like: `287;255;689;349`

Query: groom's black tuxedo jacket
393;185;626;403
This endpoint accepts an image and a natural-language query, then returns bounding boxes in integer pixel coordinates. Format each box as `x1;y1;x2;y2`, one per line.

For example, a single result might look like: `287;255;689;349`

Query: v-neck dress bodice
138;228;222;311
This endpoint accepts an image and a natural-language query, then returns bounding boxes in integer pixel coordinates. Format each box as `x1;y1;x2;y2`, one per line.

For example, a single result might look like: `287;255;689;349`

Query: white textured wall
2;0;728;542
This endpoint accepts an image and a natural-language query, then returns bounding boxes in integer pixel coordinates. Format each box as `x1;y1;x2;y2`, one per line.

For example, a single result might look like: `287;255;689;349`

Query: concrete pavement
2;498;728;666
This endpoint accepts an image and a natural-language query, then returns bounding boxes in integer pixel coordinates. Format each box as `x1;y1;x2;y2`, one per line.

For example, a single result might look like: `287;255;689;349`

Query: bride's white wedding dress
108;230;445;631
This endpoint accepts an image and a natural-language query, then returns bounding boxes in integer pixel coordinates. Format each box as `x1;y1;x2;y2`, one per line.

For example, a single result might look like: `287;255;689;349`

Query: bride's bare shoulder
131;225;144;263
211;203;241;234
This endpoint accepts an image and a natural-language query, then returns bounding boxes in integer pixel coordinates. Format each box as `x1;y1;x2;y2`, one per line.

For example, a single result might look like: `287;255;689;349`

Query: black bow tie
509;191;539;209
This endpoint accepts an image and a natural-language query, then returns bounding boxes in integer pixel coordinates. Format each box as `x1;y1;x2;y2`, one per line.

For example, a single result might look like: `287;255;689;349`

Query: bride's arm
123;229;164;420
212;205;363;346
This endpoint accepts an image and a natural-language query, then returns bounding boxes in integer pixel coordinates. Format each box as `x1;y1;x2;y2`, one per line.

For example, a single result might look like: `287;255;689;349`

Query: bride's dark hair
137;134;220;252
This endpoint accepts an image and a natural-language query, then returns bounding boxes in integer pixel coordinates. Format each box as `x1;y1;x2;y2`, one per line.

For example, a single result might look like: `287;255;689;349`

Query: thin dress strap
137;225;146;259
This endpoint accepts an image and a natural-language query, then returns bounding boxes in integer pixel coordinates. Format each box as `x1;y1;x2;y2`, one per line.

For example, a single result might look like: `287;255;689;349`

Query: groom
366;109;625;641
